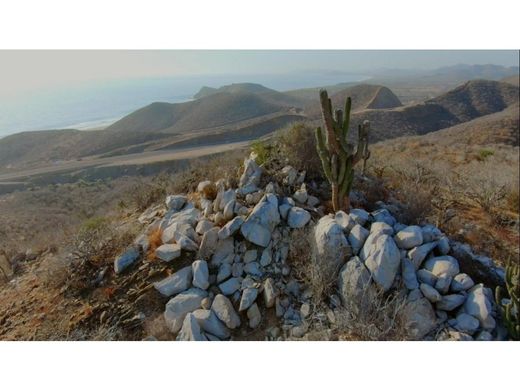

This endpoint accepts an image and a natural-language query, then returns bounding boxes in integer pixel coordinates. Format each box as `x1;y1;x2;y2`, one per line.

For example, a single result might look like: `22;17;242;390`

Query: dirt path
0;141;249;183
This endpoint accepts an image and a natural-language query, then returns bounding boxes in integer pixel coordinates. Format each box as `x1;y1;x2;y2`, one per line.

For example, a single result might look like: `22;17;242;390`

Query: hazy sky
0;50;517;98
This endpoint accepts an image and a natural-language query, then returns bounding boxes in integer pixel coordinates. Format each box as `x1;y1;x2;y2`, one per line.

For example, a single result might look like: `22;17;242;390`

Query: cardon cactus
315;89;370;212
495;259;520;340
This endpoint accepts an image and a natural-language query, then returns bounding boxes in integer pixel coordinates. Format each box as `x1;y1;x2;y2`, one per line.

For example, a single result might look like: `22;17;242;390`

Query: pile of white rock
331;206;503;340
114;153;322;340
113;152;504;341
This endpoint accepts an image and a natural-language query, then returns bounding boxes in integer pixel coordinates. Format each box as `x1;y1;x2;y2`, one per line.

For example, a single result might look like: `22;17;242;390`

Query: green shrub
477;148;494;161
250;139;271;166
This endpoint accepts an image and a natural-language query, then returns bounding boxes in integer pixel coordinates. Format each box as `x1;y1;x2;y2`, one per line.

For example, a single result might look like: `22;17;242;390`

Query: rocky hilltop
109;152;506;341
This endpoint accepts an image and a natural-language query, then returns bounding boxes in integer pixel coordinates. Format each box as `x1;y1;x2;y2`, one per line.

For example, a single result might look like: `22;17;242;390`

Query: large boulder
364;234;400;291
423;256;460;278
176;313;207;341
395;226;423;249
192;309;230;340
240;194;280;247
338;257;372;304
402;297;437;339
153;266;192;297
464;284;496;330
313;215;352;274
408;242;437;269
155;243;182;262
164;288;208;333
348;224;369;255
192;260;209;290
211;294;241;329
287;207;311;228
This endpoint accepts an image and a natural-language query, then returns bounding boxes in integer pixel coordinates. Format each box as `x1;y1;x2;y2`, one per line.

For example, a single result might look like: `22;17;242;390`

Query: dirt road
0;141;249;182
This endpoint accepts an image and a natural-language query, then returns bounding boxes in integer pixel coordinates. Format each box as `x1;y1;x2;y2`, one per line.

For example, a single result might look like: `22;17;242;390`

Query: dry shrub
147;228;163;260
273;122;322;179
506;187;520;213
288;226;340;305
335;284;409;341
130;175;169;212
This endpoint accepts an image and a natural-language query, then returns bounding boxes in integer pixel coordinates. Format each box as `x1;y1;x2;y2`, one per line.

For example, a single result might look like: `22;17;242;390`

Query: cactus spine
495;258;520;340
315;89;370;212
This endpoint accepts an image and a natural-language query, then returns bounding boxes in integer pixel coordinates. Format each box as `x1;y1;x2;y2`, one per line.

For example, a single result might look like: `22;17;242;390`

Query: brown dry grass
147;228;163;261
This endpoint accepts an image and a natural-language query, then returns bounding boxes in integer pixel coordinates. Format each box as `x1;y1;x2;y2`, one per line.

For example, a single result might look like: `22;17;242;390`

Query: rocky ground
99;152;507;341
0;148;514;341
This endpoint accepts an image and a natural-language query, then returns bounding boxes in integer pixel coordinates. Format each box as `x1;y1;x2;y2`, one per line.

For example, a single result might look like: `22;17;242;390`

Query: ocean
0;72;366;137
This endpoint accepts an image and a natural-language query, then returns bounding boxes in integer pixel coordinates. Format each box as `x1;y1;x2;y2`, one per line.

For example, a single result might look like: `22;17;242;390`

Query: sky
0;50;518;99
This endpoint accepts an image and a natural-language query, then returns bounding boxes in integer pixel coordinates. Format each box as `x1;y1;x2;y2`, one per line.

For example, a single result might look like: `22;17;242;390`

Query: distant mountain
372;64;519;84
427;79;519;122
193;82;305;107
306;84;402;117
346;80;519;142
106;91;289;135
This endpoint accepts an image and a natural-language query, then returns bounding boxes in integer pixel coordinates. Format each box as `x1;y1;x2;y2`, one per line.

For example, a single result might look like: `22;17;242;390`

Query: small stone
417;269;438;286
436;294;466;311
279;203;292;220
401;258;419;290
243;249;257;263
223;199;235;220
244;261;262;277
198;228;219;260
192;260;209;290
335;211;356;232
420;283;442;303
293;188;308;204
176;313;207;341
455;313;480;334
247;303;261;328
300;303;311;318
176;235;199;252
287;207;311;228
434;274;452;294
395;226;423;249
475;331;493;341
402;298;437;339
196;219;214;235
217;263;232;283
348;224;370;255
218;277;240;295
114;246;140;274
349;209;370;226
408;242;437;269
165;195;187;211
239;287;258;311
218;216;245;240
263;278;277;308
211;294;241;329
451;273;475;292
260;247;272;266
232;262;244;278
155;244;182;262
436;236;450;255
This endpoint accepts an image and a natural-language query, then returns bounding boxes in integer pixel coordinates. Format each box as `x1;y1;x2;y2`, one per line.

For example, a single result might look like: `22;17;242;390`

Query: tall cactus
495;258;520;340
315;89;370;212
